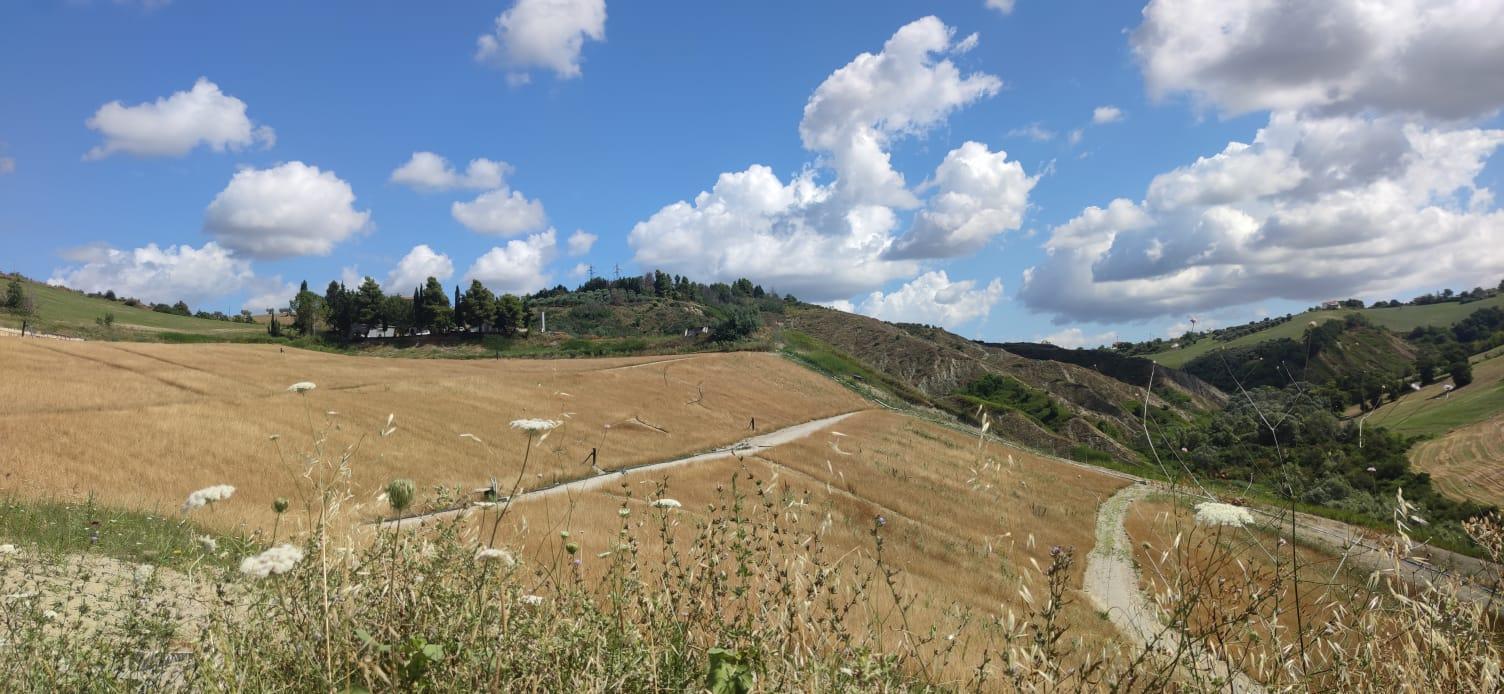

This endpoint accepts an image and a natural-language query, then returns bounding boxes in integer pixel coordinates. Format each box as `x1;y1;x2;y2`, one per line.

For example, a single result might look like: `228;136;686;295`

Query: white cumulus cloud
48;242;252;306
204;162;370;260
390;152;510;191
1019;112;1504;323
465;229;557;295
387;244;455;291
476;0;607;84
630;17;1026;300
1092;105;1123;124
85;78;274;160
1133;0;1504;119
985;0;1016;14
566;229;596;256
853;271;1004;329
452;187;548;236
887;141;1036;259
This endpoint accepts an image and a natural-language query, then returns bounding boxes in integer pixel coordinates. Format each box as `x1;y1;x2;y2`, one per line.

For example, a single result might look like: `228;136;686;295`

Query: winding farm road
380;410;867;529
1084;483;1265;693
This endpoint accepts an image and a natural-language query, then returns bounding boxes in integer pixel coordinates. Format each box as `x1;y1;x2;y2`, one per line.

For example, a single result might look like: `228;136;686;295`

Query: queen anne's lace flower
182;485;235;512
1194;502;1254;528
287;381;317;393
650;498;682;509
510;418;561;432
519;594;545;606
475;548;516;566
239;544;305;578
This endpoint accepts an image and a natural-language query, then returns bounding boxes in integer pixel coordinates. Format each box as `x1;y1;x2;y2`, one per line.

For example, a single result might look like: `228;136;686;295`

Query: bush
712;306;761;342
1450;360;1474;387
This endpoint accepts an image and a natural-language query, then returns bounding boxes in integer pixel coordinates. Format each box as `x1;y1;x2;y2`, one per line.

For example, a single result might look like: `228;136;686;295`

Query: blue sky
2;0;1501;346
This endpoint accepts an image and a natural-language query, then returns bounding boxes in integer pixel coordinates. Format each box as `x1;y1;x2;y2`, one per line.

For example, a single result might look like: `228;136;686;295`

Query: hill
0;273;265;341
1146;294;1504;368
781;304;1227;468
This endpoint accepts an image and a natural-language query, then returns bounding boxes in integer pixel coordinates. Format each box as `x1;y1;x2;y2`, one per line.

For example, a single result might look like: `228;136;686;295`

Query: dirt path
1084;483;1265;693
381;411;868;529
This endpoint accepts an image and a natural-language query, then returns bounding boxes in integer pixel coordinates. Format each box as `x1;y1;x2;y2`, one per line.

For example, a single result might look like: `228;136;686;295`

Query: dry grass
1125;496;1389;687
487;410;1130;676
1412;413;1504;507
0;339;866;535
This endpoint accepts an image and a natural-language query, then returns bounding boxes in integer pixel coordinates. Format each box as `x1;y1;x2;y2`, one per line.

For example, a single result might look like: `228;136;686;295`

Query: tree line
269;277;531;342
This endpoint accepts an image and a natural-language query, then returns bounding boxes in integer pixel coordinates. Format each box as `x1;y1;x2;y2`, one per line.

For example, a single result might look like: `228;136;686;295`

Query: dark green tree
381;295;412;334
354;277;385;328
324;281;356;341
712;306;761;342
420;277;453;333
293;280;321;336
494;293;525;337
461;280;496;332
1451;360;1474;388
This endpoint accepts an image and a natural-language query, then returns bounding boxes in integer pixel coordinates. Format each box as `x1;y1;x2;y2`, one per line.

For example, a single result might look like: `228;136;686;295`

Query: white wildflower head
519;594;545;606
287;381;316;393
510;418;560;433
650;498;682;510
239;544;305;578
475;547;516;567
182;484;235;513
1194;502;1254;528
196;536;218;553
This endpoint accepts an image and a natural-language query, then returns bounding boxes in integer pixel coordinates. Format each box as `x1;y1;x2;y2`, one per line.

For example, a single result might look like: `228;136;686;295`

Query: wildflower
385;478;416;513
565;542;580;555
475;548;515;566
286;381;316;393
618;507;630;517
1194;501;1254;528
182;484;235;513
239;544;305;578
519;594;545;606
272;497;289;514
43;609;59;621
197;536;218;553
651;498;682;509
875;514;887;527
510;418;560;432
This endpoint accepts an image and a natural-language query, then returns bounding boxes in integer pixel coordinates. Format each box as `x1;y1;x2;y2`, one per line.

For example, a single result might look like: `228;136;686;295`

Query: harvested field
484;410;1132;674
0;339;866;535
1412;413;1504;507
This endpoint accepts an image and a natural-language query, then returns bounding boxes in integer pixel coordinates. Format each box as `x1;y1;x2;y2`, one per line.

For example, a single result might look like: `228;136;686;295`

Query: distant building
1320;300;1341;310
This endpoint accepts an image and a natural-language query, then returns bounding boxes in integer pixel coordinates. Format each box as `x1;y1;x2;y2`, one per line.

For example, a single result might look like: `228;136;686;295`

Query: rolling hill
1147;294;1504;368
0;273;265;340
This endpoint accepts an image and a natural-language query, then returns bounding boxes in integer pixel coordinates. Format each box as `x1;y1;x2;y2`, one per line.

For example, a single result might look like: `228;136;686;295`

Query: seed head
385;479;417;513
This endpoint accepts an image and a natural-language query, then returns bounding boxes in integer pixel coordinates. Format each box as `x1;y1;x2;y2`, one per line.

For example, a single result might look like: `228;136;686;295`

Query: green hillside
0;275;264;340
1150;294;1504;368
1363;348;1504;438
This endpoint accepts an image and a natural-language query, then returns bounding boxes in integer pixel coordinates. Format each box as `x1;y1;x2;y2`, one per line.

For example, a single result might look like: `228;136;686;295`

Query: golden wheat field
1411;413;1504;507
485;410;1131;668
0;338;867;534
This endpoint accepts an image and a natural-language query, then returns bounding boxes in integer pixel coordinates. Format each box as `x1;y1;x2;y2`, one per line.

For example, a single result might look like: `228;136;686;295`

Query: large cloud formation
1021;0;1504;324
1020;112;1504;322
465;230;558;296
204;162;370;259
85;78;274;160
387;244;455;291
628;17;1029;301
836;271;1005;329
476;0;606;85
48;242;253;306
1133;0;1504;120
